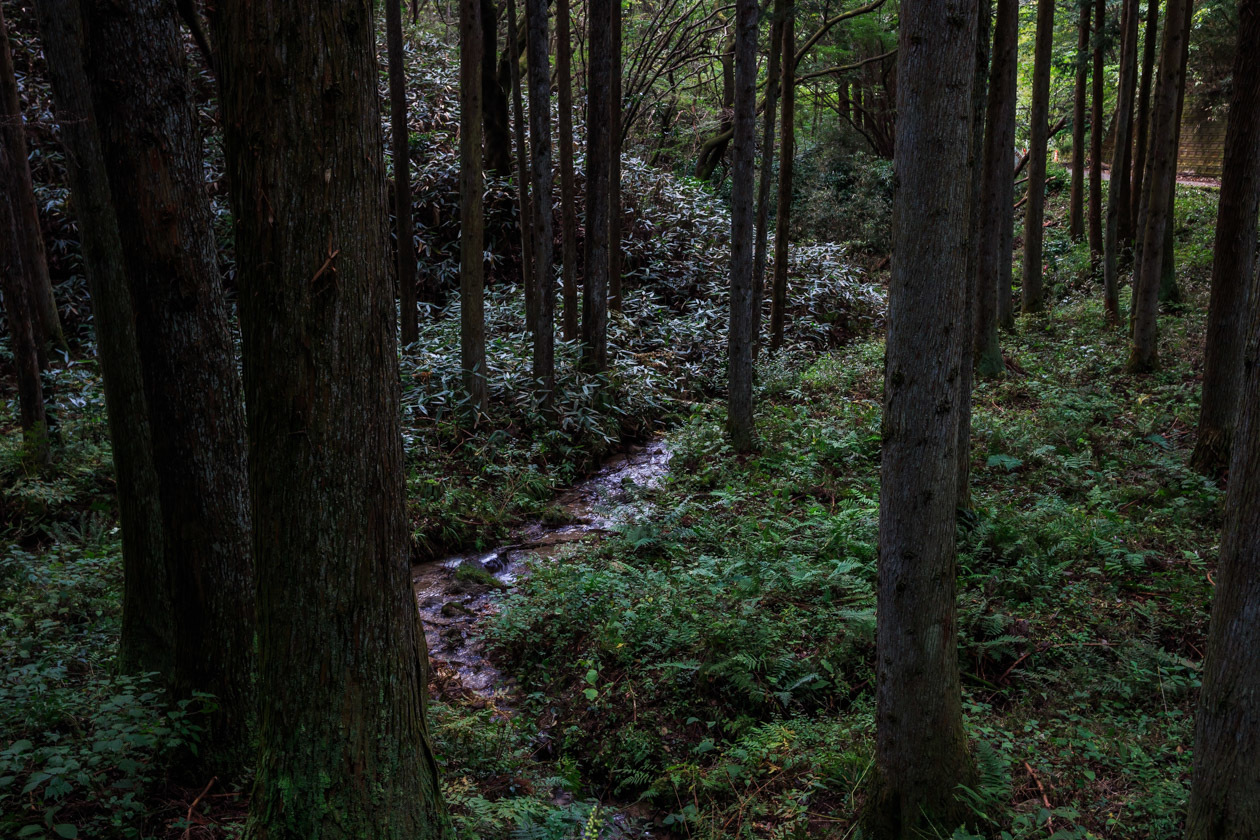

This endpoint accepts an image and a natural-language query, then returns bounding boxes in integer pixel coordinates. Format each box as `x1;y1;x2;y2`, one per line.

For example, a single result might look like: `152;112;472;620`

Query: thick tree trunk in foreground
526;0;554;410
84;0;254;771
34;0;170;678
1087;0;1104;262
753;0;785;357
0;6;63;359
866;0;978;834
1069;0;1089;241
460;0;487;408
215;0;448;831
388;0;419;345
769;5;795;352
727;0;757;452
1103;0;1139;324
582;0;612;373
1186;51;1260;825
1021;0;1054;314
609;0;623;313
1190;0;1260;476
1128;0;1189;372
557;0;579;341
1130;0;1158;242
0;150;49;465
975;0;1017;373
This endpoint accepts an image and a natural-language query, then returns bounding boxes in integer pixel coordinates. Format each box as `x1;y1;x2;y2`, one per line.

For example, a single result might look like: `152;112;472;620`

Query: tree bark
461;0;488;408
1087;0;1104;262
753;0;785;358
527;0;554;411
507;0;535;331
1190;0;1260;476
0;5;63;359
609;0;623;313
1158;0;1193;305
1103;0;1139;324
1130;0;1159;242
83;0;254;772
1069;0;1089;241
1021;0;1054;314
1128;0;1189;372
1186;28;1260;821
214;0;448;832
866;0;978;834
388;0;419;345
727;0;757;452
557;0;579;341
482;0;512;175
582;0;611;373
769;5;794;352
34;0;171;680
976;0;1018;369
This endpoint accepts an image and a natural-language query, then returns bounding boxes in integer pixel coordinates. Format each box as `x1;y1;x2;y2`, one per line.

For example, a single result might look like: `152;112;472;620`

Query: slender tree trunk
1069;0;1089;240
866;0;978;834
1128;0;1189;372
769;5;794;352
0;151;49;465
1158;0;1193;305
1186;28;1260;821
0;6;63;359
34;0;171;679
582;0;611;373
460;0;488;408
1021;0;1054;314
753;0;785;359
976;0;1017;370
727;0;757;452
557;0;579;341
507;0;535;330
1087;0;1104;262
1190;0;1260;477
609;0;623;313
1131;0;1159;242
482;0;512;175
388;0;419;345
1103;0;1139;324
527;0;554;410
83;0;254;772
214;0;448;832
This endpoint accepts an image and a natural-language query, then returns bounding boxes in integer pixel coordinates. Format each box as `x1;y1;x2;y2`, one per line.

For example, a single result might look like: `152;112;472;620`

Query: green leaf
583;688;598;701
584;669;598;685
986;454;1023;472
53;825;78;839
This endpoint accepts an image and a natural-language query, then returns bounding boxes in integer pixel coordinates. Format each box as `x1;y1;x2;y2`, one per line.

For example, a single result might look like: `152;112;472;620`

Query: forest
0;0;1257;835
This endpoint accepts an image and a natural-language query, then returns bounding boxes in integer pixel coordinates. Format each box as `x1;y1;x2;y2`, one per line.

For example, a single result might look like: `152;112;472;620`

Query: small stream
413;439;671;705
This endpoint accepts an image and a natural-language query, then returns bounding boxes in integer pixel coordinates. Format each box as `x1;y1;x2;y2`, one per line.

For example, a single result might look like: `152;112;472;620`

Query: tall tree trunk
609;0;623;313
482;0;512;175
769;5;794;352
727;0;757;452
1128;0;1189;372
83;0;254;772
1069;0;1089;240
34;0;171;679
1158;0;1193;305
1190;0;1260;476
753;0;785;358
1087;0;1104;262
1021;0;1054;314
1130;0;1159;241
461;0;488;408
0;147;49;465
527;0;554;410
976;0;1018;369
1186;19;1260;818
1103;0;1140;324
866;0;978;834
214;0;448;832
507;0;535;330
0;6;64;359
557;0;579;341
582;0;611;373
388;0;419;345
